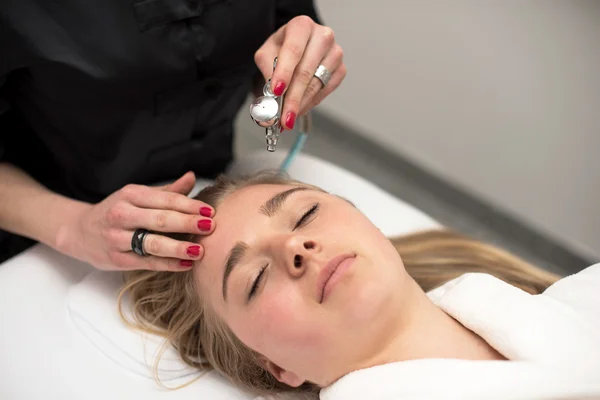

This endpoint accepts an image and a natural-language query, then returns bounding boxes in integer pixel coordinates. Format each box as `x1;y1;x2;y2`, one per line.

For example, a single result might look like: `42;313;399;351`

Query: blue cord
279;131;308;172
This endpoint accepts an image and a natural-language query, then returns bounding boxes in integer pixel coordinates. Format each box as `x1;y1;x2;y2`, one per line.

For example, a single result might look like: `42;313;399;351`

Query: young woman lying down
119;171;600;399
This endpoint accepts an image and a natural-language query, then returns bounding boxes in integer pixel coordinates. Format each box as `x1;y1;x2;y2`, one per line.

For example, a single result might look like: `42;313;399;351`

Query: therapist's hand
254;15;346;130
57;172;214;272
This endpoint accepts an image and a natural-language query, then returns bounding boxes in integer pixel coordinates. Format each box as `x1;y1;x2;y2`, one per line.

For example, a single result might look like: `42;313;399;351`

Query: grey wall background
313;0;600;260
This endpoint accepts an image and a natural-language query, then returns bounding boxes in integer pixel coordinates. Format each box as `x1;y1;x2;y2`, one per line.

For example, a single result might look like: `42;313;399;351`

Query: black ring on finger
131;228;150;256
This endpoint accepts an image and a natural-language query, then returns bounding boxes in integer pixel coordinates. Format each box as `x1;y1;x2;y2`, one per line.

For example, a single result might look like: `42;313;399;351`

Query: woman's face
195;184;409;387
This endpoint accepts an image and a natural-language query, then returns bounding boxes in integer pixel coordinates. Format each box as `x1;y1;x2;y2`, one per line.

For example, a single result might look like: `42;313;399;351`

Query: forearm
0;162;90;251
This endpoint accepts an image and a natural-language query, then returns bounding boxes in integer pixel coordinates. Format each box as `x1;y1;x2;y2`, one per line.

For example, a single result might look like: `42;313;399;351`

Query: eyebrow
221;186;310;301
259;186;309;217
222;241;249;301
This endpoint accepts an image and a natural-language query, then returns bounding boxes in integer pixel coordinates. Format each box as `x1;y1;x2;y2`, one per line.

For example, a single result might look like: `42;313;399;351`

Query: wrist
53;196;92;259
0;163;91;258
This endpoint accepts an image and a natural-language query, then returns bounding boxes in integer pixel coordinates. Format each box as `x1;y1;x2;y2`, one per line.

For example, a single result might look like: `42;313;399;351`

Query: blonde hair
118;171;560;396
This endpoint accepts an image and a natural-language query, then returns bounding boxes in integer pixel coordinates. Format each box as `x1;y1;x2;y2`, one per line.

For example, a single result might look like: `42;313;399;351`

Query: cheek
229;285;325;355
328;206;380;240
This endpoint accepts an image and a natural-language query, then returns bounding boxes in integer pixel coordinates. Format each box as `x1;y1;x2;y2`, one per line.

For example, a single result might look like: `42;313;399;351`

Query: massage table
0;151;440;399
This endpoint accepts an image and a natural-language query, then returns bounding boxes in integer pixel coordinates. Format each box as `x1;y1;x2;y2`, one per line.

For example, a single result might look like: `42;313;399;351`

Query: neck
363;277;505;369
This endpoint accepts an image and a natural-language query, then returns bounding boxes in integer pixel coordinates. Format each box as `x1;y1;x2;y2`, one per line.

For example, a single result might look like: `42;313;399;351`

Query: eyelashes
247;202;320;302
294;203;319;230
248;264;267;299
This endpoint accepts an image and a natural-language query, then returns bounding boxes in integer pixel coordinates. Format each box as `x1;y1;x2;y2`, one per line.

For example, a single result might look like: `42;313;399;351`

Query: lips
317;253;356;303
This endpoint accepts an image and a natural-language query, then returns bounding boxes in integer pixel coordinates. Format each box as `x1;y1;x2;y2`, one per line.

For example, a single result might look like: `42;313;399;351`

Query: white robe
320;263;600;400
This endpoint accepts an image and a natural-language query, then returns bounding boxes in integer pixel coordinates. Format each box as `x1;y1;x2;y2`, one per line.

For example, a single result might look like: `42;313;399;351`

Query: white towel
320;263;600;400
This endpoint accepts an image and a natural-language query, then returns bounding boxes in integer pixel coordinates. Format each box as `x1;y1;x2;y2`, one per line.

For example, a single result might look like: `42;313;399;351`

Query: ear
259;356;304;388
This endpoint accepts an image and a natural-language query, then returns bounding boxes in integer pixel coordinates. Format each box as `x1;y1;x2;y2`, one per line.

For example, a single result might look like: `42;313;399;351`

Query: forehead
192;184;300;299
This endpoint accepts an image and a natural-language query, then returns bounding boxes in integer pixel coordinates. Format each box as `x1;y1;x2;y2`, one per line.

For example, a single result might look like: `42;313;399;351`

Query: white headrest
67;271;201;383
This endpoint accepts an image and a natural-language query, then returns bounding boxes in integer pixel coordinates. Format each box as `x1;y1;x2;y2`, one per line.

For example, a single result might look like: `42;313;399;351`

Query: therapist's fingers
158;171;196;195
268;16;313;96
280;24;335;129
120;185;214;218
300;62;347;116
135;232;204;261
111;230;204;261
117;204;215;236
110;251;196;272
297;43;344;117
141;233;203;260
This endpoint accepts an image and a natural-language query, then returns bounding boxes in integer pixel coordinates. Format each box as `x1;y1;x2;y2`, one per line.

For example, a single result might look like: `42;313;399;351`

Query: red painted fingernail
200;207;212;217
274;81;286;96
198;219;212;231
180;260;193;267
187;245;201;257
285;111;296;129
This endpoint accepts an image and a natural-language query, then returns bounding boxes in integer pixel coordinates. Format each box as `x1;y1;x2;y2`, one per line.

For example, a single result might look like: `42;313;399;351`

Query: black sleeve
0;73;7;162
0;7;27;164
275;0;323;29
0;9;9;162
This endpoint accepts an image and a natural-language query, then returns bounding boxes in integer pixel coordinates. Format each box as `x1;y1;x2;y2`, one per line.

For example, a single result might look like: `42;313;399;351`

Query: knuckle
286;44;304;60
155;211;169;229
146;236;161;255
333;44;344;61
291;15;314;28
298;68;314;84
321;27;335;44
285;98;301;111
304;82;320;100
254;48;266;64
107;203;127;225
162;192;178;209
307;88;320;103
120;184;138;199
309;77;322;91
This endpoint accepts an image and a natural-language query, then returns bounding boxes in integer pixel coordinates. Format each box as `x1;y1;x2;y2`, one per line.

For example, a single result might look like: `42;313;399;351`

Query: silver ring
314;65;332;87
131;228;150;256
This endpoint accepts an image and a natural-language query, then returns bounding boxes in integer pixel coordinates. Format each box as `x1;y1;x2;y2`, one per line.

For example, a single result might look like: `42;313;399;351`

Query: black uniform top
0;0;320;259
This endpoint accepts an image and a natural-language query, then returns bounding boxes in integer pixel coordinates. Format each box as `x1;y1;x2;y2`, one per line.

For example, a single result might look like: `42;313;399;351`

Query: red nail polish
187;245;201;257
285;111;296;129
180;260;193;267
274;81;286;96
198;219;212;231
200;207;212;217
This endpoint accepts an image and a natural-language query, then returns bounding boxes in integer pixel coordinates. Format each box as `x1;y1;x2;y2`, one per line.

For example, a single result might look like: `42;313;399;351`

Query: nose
280;234;320;277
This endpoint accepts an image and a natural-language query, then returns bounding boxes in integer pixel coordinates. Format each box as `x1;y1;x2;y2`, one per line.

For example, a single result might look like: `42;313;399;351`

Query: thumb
161;171;196;195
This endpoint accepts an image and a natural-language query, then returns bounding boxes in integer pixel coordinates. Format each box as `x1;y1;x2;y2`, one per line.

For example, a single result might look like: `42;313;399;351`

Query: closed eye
247;264;267;302
293;203;319;230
